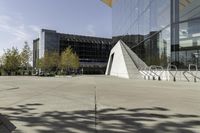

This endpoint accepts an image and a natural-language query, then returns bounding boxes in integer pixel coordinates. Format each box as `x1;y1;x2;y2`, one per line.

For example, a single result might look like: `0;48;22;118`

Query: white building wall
106;41;129;78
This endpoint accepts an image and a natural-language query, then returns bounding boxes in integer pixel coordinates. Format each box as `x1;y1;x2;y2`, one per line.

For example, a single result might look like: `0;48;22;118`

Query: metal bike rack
139;67;151;80
149;66;157;80
149;65;164;81
139;65;165;81
147;66;155;80
167;64;177;82
189;64;198;82
138;68;147;80
156;66;164;81
183;64;200;82
183;70;190;82
138;66;152;80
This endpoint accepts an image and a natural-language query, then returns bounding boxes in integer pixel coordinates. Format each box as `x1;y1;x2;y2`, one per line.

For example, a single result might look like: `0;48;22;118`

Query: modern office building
33;29;112;74
33;38;40;68
103;0;200;69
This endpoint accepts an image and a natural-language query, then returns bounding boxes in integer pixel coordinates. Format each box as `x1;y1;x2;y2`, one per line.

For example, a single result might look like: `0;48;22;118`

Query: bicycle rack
189;64;198;82
140;65;165;81
147;66;155;80
149;65;164;81
138;67;147;80
156;66;164;81
167;64;177;82
143;67;150;80
139;67;152;80
183;64;200;82
183;71;190;82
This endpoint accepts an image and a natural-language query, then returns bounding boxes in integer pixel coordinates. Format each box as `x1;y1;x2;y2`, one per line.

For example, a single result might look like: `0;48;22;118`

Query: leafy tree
36;58;44;70
71;53;80;70
0;55;3;75
60;47;73;72
37;52;60;73
3;47;21;75
60;47;80;74
36;47;80;75
46;52;60;72
20;42;32;70
0;55;3;67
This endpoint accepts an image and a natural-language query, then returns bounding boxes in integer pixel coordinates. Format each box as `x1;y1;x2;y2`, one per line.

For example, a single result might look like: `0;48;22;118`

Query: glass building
33;29;112;74
33;38;40;68
111;0;200;69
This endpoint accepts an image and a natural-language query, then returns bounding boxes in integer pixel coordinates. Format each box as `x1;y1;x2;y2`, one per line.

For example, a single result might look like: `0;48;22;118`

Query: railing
183;64;200;82
167;64;177;82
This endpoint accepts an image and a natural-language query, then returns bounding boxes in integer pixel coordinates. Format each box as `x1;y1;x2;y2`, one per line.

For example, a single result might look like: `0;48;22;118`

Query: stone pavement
0;76;200;133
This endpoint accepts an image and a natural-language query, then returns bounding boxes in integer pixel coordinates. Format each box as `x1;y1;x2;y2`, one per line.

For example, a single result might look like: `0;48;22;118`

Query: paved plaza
0;76;200;133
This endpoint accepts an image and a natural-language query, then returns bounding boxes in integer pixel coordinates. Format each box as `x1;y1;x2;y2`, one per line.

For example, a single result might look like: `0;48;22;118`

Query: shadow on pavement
0;104;200;133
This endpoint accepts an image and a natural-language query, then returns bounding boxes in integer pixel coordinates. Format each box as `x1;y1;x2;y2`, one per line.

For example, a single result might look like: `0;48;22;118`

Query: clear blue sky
0;0;112;55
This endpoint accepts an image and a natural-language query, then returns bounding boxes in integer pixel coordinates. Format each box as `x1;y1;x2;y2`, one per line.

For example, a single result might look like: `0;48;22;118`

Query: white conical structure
106;40;146;79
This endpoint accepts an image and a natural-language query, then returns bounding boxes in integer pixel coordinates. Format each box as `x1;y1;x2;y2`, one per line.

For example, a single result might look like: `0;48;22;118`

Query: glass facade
39;29;60;59
59;34;112;74
172;0;200;68
34;29;112;74
112;0;200;69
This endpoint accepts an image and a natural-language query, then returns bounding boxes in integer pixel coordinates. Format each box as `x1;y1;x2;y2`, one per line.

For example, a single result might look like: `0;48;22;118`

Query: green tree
0;55;3;75
37;52;60;73
20;42;32;70
36;47;80;75
71;53;80;70
60;47;80;74
0;55;3;67
36;58;44;70
46;52;60;72
60;47;73;73
3;47;21;75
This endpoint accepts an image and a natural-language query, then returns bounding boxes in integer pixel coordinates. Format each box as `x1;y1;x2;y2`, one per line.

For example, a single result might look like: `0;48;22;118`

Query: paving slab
0;76;200;133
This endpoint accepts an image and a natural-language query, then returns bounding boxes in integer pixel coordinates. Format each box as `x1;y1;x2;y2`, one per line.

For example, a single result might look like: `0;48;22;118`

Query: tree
36;47;80;75
0;55;3;67
60;47;80;74
45;52;60;72
3;47;21;75
21;42;32;70
60;47;73;73
71;53;80;70
36;58;44;69
37;52;60;73
0;55;3;75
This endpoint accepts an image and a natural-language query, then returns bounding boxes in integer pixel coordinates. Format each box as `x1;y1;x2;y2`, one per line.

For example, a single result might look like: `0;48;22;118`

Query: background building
33;29;112;74
33;38;40;68
111;0;200;69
